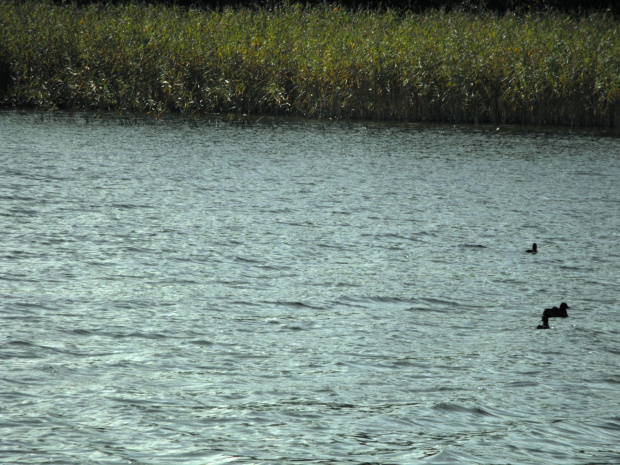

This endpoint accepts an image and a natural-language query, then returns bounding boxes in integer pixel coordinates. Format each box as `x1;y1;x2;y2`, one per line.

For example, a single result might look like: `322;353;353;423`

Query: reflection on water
1;110;619;464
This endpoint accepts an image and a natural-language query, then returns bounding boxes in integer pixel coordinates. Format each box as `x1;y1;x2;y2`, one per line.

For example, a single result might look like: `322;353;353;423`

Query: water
1;110;619;464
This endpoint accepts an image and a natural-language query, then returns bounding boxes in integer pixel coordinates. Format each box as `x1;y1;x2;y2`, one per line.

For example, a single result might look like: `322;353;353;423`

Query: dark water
1;111;619;464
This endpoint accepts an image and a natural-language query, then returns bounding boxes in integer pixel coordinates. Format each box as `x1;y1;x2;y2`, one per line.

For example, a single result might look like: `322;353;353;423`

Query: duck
543;302;569;318
537;315;550;329
526;243;537;253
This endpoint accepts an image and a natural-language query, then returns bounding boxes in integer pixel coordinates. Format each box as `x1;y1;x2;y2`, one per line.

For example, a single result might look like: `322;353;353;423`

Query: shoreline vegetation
1;1;619;128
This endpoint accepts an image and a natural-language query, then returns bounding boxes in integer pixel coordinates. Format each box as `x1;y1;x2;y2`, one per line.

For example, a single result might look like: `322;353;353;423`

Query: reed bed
1;0;619;126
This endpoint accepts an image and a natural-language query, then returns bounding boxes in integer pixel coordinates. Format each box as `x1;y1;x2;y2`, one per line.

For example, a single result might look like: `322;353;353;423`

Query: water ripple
1;111;619;464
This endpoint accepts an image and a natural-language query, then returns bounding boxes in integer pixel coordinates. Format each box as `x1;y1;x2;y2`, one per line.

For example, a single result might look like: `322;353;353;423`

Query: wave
188;339;214;347
432;402;496;417
112;331;168;340
266;300;325;310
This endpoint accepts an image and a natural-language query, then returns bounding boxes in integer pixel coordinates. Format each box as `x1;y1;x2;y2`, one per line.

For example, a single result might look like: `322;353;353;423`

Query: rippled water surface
1;111;619;464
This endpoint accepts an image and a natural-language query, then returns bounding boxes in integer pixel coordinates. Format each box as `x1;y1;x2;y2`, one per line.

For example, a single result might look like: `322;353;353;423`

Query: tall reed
1;0;618;126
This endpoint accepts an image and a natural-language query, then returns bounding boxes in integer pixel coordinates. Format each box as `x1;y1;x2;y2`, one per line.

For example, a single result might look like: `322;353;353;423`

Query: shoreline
1;1;619;129
3;107;618;137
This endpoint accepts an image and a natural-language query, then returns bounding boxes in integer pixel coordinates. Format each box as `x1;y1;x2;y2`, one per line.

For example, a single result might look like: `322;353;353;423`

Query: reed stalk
1;0;618;127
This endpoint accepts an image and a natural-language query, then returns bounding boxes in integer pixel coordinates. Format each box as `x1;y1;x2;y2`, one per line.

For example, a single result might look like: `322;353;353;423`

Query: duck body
543;302;570;318
526;243;538;253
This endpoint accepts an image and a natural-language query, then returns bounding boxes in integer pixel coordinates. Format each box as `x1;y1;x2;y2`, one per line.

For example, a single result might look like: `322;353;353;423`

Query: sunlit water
1;110;619;465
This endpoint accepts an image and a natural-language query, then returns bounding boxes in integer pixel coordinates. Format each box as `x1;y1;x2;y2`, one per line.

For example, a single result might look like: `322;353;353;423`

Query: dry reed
1;0;618;126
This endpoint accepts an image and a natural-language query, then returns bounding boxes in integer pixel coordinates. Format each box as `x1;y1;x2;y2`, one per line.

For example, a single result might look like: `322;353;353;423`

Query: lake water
1;110;619;465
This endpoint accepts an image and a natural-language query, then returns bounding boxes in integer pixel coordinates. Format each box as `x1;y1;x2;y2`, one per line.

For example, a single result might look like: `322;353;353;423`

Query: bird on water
536;303;570;329
526;243;537;253
543;302;569;318
537;316;550;329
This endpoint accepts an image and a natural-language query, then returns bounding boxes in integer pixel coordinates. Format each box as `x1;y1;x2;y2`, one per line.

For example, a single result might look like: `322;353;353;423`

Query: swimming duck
537;316;550;329
543;302;569;318
526;243;537;253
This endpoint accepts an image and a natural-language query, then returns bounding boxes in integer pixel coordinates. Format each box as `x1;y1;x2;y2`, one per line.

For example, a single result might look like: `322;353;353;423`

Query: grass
0;0;619;127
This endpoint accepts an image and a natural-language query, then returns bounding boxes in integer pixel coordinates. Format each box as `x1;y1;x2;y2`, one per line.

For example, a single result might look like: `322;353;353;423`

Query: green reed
1;0;618;126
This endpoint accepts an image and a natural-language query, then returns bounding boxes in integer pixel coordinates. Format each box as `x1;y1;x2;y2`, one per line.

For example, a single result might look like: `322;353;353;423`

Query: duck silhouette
537;315;550;329
526;243;537;253
543;302;569;318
